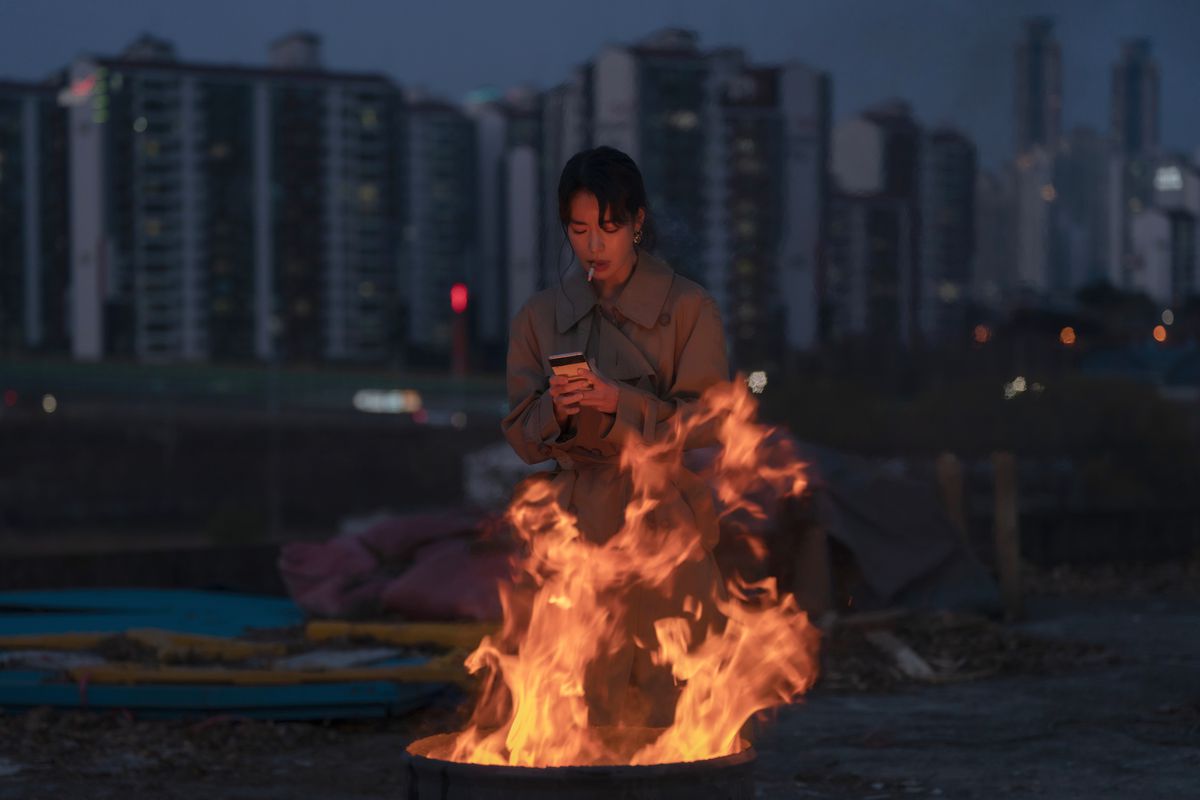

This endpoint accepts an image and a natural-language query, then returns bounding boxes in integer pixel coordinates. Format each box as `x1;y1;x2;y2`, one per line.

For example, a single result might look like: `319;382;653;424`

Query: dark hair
556;146;656;251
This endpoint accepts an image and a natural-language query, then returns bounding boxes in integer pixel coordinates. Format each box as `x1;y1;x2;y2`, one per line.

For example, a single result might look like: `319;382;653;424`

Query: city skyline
2;9;1197;371
3;0;1199;168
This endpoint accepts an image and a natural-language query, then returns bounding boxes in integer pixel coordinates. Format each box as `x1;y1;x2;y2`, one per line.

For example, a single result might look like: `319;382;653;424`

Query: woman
501;145;730;727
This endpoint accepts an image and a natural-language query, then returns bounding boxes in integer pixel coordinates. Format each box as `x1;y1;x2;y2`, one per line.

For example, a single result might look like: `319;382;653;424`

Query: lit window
358;183;379;210
937;282;961;303
1154;166;1183;192
669;110;699;131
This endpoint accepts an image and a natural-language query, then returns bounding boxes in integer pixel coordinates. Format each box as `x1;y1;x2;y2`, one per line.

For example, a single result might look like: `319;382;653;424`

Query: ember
409;379;819;768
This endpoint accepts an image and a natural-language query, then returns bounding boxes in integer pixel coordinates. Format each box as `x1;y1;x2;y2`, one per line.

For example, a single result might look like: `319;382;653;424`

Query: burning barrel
398;381;818;798
402;731;756;800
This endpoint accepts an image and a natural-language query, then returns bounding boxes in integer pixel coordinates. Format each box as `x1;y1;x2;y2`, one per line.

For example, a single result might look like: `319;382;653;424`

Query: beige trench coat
501;250;731;726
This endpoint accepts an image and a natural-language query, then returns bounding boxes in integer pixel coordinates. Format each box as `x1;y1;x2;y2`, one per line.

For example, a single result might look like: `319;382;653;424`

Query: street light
451;283;469;377
450;283;469;316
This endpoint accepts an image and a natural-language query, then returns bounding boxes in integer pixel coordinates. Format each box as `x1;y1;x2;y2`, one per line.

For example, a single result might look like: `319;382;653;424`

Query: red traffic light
450;283;468;315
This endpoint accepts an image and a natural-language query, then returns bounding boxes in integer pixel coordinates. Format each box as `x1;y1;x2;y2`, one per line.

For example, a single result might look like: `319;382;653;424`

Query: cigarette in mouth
587;267;595;282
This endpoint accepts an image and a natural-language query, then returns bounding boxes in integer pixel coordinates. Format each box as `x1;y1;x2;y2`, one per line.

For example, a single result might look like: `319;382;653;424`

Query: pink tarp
278;510;512;621
279;432;998;622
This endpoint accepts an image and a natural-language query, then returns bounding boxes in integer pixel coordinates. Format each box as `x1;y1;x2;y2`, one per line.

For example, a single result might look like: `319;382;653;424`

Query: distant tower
1014;17;1062;155
830;102;923;347
1111;39;1159;157
269;31;322;70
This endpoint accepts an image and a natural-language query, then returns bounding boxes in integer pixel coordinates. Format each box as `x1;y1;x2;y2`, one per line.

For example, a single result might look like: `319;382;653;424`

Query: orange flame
422;377;819;766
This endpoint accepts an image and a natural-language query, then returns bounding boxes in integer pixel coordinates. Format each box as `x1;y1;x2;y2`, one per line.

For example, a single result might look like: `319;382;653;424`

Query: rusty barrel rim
405;732;756;779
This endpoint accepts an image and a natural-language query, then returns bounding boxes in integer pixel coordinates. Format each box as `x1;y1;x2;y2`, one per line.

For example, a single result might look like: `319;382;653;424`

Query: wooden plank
0;632;106;651
125;629;287;660
864;630;936;681
0;589;303;638
0;611;284;639
0;629;285;659
306;620;497;650
935;452;969;544
0;588;298;616
0;670;441;720
992;451;1023;620
67;652;473;688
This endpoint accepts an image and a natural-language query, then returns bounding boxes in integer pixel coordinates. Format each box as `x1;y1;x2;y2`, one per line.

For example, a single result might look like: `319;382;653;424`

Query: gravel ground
1;575;1197;799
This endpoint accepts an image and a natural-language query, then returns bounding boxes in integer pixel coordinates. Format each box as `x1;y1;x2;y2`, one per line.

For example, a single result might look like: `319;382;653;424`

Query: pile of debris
817;610;1115;693
1023;556;1200;598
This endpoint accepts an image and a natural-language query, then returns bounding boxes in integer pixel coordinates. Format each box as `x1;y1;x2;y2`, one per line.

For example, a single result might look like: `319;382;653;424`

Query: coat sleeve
501;304;564;465
601;295;729;449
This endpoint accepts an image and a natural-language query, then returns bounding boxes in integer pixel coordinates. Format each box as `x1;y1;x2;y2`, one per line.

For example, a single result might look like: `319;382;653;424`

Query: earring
633;229;642;246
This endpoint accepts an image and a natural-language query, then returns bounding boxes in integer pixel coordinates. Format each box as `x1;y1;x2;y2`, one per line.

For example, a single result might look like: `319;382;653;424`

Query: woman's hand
548;374;590;427
576;360;620;415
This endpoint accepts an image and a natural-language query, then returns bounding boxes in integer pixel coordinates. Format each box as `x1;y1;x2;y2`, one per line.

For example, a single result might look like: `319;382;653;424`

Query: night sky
3;0;1198;167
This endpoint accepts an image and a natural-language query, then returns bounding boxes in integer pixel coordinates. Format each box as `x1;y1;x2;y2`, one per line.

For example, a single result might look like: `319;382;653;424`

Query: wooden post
792;521;833;620
779;498;833;620
935;452;968;545
992;451;1022;620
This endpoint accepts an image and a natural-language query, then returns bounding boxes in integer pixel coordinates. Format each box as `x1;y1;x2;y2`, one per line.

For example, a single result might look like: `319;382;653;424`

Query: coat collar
554;250;675;333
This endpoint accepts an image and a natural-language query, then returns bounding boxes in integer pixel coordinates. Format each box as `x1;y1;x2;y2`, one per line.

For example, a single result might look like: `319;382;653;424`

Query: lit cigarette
586;267;595;282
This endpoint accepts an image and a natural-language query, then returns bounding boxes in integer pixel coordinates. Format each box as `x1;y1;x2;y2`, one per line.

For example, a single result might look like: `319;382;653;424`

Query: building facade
1111;39;1159;158
65;33;403;364
0;79;70;356
1014;16;1062;155
918;128;976;338
830;103;922;347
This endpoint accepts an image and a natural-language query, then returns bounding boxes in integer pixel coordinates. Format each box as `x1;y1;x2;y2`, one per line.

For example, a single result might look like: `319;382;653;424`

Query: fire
418;378;819;766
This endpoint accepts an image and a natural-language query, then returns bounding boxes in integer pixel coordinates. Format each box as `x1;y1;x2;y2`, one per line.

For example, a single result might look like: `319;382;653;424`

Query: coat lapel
552;251;675;388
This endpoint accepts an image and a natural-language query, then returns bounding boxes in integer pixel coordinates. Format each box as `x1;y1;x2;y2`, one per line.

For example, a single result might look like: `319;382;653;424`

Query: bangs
555;146;654;250
571;178;634;227
558;148;641;227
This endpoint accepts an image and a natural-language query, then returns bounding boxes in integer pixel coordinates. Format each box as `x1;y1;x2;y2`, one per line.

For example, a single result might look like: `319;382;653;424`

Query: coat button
658;312;671;326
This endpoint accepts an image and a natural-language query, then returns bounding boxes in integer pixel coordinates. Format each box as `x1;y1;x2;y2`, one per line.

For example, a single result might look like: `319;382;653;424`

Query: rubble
817;610;1116;693
1023;556;1200;597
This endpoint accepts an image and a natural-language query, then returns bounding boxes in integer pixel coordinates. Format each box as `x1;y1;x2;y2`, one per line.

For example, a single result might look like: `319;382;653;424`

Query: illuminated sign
57;73;97;107
353;389;423;414
58;68;110;124
1154;166;1183;192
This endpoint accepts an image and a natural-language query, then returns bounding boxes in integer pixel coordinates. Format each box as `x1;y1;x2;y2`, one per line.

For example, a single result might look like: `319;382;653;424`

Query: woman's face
566;191;645;284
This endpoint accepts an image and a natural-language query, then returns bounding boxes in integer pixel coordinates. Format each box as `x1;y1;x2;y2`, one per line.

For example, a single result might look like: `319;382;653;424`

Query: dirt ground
1;573;1197;799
